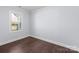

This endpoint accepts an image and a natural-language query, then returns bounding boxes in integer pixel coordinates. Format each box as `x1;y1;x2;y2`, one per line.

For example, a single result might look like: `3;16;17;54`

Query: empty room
0;6;79;53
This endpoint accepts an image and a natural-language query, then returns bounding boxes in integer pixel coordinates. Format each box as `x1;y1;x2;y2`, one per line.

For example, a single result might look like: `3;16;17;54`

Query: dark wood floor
0;36;78;53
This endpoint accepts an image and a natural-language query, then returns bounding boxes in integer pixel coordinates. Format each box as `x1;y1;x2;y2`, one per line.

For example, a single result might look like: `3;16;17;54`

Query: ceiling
20;6;45;11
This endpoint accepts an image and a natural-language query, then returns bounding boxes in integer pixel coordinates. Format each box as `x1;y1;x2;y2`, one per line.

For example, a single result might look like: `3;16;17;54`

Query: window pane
10;12;21;31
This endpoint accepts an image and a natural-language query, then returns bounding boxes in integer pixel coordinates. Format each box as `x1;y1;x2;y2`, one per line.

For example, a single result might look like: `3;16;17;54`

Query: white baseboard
0;35;29;46
0;34;79;52
30;35;79;52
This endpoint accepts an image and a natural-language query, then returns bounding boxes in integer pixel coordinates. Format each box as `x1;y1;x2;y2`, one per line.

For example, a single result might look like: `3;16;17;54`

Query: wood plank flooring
0;36;78;53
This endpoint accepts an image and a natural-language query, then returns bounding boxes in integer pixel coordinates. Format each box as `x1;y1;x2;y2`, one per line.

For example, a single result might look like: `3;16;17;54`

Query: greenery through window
10;11;21;31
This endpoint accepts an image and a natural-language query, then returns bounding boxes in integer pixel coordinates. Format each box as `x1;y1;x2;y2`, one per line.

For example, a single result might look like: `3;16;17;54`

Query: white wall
31;6;79;48
0;6;29;45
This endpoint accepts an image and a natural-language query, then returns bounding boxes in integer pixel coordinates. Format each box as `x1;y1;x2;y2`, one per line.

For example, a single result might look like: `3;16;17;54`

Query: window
10;11;21;31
